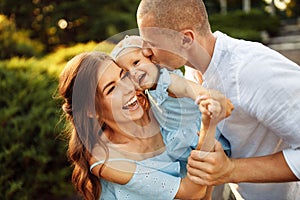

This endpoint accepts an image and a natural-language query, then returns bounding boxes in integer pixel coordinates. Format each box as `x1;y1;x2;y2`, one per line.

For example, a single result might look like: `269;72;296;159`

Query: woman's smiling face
97;60;149;127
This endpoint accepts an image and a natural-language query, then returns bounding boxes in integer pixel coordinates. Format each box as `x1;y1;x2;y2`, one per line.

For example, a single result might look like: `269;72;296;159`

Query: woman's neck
121;109;160;138
103;111;165;160
103;127;165;161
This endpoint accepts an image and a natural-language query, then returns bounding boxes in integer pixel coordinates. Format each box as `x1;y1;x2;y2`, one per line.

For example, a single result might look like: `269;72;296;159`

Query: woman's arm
90;156;208;199
89;145;208;200
176;176;207;199
89;157;135;184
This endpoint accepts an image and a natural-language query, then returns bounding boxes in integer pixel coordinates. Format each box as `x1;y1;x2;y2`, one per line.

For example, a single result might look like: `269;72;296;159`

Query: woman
58;51;231;200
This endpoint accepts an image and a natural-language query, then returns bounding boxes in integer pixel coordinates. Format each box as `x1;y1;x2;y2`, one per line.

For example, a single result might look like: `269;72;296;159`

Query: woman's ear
87;110;99;118
181;30;195;48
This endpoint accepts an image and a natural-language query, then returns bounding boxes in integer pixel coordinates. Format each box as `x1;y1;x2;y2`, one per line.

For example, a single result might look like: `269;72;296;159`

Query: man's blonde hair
137;0;211;36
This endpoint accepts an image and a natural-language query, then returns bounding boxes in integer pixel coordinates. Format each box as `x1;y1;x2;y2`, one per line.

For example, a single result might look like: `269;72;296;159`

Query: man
136;0;300;199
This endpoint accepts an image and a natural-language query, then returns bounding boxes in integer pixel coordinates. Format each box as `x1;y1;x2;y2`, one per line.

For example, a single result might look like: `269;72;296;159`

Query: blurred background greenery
0;0;299;199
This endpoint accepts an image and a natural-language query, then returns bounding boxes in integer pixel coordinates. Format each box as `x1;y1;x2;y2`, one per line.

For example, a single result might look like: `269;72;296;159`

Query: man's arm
188;55;300;185
187;146;299;186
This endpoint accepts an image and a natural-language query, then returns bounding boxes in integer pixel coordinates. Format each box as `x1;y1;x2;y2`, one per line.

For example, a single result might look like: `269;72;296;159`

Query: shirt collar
203;31;224;79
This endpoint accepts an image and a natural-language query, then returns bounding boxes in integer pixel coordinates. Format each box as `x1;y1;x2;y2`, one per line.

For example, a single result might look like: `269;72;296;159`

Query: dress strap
89;158;137;172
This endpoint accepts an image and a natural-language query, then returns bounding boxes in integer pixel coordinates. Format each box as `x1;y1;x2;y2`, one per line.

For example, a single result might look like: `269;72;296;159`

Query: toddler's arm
168;72;206;99
168;73;234;119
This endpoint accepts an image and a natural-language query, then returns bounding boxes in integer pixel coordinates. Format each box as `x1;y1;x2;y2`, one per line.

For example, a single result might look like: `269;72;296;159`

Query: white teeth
124;95;137;108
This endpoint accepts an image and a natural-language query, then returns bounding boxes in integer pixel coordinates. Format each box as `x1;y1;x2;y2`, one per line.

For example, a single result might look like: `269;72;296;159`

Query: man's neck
187;34;216;74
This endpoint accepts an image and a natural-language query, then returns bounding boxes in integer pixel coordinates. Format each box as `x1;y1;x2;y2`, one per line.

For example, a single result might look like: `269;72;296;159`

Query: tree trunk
270;0;276;16
220;0;227;14
243;0;251;13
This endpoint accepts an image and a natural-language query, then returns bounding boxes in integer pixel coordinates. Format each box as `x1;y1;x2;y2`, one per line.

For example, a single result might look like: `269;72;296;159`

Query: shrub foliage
0;15;44;60
210;9;280;42
0;58;73;199
0;42;115;199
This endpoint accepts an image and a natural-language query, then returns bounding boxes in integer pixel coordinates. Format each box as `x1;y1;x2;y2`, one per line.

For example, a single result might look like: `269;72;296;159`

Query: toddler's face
116;48;159;91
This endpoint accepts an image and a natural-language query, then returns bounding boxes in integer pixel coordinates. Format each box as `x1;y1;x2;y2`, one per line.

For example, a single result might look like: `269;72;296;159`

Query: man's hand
187;140;235;186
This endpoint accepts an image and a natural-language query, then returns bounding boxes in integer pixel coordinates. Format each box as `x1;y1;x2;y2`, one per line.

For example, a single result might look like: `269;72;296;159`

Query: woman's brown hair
58;51;111;200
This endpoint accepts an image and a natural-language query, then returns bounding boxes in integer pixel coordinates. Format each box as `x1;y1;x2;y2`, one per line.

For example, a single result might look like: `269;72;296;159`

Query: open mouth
136;91;149;111
122;95;139;110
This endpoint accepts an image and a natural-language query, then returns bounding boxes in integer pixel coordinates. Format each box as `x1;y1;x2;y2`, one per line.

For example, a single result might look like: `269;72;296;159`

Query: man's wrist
228;158;239;183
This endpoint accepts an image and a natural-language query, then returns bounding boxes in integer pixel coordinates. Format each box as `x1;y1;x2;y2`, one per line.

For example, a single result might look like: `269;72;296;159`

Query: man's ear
181;30;195;48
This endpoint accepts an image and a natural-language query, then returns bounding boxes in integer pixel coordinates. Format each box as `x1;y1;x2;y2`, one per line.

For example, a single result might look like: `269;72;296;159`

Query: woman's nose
119;75;136;93
128;71;141;90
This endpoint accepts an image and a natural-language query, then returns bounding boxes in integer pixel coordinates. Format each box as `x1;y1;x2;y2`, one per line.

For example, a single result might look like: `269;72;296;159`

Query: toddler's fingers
199;99;213;116
195;95;209;105
208;101;222;118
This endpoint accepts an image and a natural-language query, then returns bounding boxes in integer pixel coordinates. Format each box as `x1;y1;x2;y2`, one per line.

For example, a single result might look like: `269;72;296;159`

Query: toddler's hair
111;35;143;60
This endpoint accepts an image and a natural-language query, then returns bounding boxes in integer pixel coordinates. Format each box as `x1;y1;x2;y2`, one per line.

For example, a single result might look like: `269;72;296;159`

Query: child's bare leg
202;186;214;200
195;98;223;200
197;98;233;200
195;98;221;151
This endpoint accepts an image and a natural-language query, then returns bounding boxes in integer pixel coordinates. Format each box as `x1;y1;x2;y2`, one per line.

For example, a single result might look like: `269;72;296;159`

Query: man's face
138;16;186;70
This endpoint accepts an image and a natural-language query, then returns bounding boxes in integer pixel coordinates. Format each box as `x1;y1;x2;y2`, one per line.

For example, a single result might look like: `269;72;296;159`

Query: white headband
110;35;143;60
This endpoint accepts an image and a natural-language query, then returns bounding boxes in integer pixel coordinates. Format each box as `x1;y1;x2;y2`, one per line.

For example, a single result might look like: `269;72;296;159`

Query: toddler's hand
195;92;234;127
196;97;221;127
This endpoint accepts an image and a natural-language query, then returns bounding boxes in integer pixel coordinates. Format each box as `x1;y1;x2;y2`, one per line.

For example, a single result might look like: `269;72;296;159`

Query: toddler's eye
121;71;129;80
133;60;140;66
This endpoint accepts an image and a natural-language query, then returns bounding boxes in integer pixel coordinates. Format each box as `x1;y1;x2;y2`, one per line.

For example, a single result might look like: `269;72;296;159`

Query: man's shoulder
215;31;268;56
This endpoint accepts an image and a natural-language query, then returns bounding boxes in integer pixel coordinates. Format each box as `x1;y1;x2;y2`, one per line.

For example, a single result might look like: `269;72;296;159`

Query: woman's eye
107;86;115;95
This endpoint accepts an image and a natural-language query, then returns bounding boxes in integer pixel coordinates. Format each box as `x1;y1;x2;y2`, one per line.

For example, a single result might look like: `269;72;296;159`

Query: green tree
0;14;44;59
0;41;103;200
0;0;139;53
0;59;73;200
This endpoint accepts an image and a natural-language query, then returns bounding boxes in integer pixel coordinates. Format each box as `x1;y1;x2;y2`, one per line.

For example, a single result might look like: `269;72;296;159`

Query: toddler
111;35;232;160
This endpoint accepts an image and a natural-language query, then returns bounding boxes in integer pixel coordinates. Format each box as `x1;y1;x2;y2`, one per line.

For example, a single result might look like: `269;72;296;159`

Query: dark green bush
0;42;113;200
210;9;280;42
0;15;45;60
0;58;75;200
